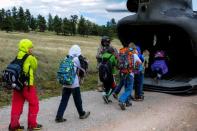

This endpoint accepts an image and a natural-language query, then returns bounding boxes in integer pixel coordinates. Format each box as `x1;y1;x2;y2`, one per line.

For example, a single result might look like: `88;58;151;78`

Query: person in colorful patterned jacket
113;42;141;110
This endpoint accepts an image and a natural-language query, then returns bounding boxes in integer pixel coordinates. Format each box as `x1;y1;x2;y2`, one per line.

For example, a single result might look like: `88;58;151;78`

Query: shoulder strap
13;54;29;65
20;54;29;64
102;54;113;63
22;54;29;61
107;54;113;61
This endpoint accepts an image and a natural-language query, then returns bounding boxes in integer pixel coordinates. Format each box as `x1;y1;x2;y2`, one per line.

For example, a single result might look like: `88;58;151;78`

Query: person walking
9;39;42;131
55;45;90;123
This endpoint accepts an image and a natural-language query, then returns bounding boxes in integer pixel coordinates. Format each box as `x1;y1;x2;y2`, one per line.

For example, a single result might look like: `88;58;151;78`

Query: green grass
0;31;122;107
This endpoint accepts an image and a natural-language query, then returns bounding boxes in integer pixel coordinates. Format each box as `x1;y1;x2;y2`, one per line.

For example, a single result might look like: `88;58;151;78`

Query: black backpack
78;55;88;78
99;55;113;82
2;54;29;91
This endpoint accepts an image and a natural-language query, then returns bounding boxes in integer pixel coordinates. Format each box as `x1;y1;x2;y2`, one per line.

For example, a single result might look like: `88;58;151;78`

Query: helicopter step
143;77;197;94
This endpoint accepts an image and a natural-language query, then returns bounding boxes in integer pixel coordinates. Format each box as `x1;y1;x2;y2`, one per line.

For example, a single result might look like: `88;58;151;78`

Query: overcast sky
0;0;131;25
0;0;196;25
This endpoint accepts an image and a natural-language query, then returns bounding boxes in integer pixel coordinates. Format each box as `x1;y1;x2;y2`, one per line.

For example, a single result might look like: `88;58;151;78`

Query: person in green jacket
99;47;118;104
9;39;42;131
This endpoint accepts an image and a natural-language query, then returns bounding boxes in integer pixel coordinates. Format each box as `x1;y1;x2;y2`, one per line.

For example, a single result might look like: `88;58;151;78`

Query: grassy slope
0;31;122;107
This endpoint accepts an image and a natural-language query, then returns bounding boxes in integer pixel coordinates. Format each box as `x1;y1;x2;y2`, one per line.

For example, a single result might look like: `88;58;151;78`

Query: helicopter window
192;0;197;11
139;0;150;3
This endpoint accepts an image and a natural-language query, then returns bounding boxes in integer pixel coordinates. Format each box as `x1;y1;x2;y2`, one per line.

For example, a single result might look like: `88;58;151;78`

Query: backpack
118;48;133;74
2;54;29;91
57;56;76;85
99;55;113;82
78;55;88;78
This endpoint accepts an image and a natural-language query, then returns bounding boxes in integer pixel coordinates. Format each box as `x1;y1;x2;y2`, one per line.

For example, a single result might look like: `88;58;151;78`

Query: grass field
0;31;122;107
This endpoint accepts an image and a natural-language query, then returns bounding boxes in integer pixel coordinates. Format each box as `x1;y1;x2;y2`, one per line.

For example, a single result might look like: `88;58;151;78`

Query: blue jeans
119;74;134;103
113;75;124;95
134;72;144;97
56;87;85;119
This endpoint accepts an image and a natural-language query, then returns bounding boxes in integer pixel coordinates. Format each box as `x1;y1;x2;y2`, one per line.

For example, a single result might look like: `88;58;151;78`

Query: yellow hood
18;39;33;53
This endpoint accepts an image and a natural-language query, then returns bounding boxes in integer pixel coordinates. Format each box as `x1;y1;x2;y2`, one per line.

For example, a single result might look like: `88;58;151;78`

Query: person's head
143;49;150;56
101;36;111;47
128;42;135;48
18;39;33;54
69;44;81;57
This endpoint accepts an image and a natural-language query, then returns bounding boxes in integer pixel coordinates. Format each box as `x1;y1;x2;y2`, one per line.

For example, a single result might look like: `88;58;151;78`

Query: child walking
55;45;90;122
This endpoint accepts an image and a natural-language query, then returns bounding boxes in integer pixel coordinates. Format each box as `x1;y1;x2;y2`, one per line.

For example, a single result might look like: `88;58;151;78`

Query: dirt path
0;91;196;131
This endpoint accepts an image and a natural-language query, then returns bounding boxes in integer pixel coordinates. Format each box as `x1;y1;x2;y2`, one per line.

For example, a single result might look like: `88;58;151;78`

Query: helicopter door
192;0;197;12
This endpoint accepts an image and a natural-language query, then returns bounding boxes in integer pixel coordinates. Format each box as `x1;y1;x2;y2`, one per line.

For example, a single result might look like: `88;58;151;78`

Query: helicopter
110;0;197;93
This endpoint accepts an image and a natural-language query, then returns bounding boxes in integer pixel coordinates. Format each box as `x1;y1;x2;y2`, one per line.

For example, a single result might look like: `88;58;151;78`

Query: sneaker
28;124;42;131
112;93;118;100
55;117;67;123
79;111;90;119
9;125;24;131
102;95;109;104
119;102;126;110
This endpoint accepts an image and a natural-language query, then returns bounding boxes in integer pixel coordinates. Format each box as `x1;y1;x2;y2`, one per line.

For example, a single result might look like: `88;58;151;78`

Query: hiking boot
96;86;104;92
55;117;67;123
9;125;24;131
137;96;144;101
79;111;90;119
112;93;118;100
108;99;112;103
28;124;42;131
119;102;126;110
126;101;132;107
102;95;109;104
153;77;159;84
132;96;139;101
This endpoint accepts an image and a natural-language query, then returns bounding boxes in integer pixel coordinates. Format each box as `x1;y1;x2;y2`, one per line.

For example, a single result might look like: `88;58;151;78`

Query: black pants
103;76;114;97
56;87;85;118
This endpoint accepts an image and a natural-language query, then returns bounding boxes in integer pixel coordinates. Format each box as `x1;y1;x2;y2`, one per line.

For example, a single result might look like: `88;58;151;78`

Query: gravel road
0;91;196;131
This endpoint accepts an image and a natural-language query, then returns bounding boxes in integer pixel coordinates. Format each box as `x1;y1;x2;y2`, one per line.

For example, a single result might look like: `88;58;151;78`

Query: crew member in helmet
96;36;118;92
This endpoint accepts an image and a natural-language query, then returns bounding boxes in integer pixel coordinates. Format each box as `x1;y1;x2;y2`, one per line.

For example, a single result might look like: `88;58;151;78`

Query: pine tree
16;7;29;32
11;6;17;30
53;15;62;35
0;8;5;30
2;10;14;32
78;15;86;36
48;13;53;31
37;14;46;32
30;16;37;31
25;9;31;29
70;15;78;35
62;17;72;35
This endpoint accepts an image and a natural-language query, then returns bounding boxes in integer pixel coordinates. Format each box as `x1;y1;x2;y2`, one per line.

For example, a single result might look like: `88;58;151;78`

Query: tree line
0;6;117;38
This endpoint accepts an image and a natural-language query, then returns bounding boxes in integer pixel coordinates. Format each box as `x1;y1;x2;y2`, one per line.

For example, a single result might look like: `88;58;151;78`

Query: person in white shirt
55;45;90;122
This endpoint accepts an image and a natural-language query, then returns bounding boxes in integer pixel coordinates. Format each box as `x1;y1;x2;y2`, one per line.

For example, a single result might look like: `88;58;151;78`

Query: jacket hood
136;45;141;54
18;39;33;53
69;45;81;57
